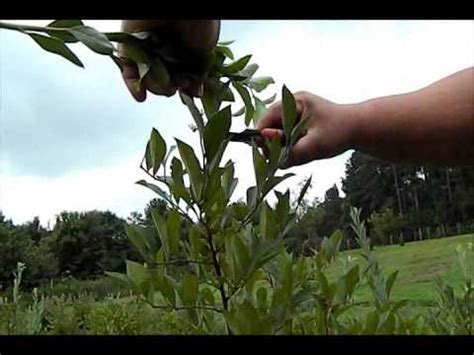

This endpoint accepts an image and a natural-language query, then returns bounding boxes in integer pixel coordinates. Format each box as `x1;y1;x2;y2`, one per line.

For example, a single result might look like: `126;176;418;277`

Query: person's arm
257;67;474;167
348;67;474;165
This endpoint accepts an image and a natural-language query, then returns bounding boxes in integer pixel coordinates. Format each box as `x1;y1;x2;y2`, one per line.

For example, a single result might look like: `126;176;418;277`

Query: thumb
122;63;147;102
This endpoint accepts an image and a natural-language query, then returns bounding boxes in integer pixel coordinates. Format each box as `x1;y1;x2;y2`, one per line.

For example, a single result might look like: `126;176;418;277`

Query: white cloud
2;151;157;227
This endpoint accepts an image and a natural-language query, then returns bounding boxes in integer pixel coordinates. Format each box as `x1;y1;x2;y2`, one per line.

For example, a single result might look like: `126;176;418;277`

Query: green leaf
316;269;332;300
281;85;297;140
144;141;153;171
232;235;250;278
179;92;204;134
222;84;235;102
125;224;157;263
46;20;83;43
246;186;258;209
181;274;199;305
382;312;396;334
280;215;297;238
203;106;232;163
135;180;170;203
166;211;181;254
202;168;227;215
248;76;275;92
69;25;114;55
290;116;308;147
126;260;151;294
216;45;234;60
160;275;176;307
252;239;284;269
225;300;273;335
329;230;343;255
345;264;360;296
274;190;290;225
256;287;268;309
146;57;171;92
149;128;167;175
136;62;150;91
170;157;191;204
176;139;203;200
297;176;312;208
218;40;235;46
202;287;215;306
232;82;254;125
221;55;252;74
27;33;83;67
47;19;84;28
188;226;205;259
163;145;176;168
227;74;248;81
105;271;133;288
150;210;169;257
119;39;152;64
262;173;294;197
253;96;268;125
267;135;283;170
385;270;399;299
263;94;277;105
125;224;147;260
202;78;222;117
222;163;238;201
232;203;249;221
253;147;268;190
365;311;380;334
239;63;259;79
260;202;279;241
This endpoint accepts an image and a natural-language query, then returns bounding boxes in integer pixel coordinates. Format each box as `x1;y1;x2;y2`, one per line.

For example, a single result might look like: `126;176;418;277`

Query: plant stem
0;21;132;44
202;217;233;335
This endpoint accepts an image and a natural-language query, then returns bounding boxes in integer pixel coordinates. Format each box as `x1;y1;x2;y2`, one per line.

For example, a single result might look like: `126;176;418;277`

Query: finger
283;136;315;169
122;63;147;102
260;128;284;143
256;102;283;130
174;74;203;97
144;75;178;97
256;100;304;131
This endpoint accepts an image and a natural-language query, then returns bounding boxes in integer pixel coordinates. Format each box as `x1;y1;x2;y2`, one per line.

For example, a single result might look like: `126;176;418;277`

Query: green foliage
427;242;473;335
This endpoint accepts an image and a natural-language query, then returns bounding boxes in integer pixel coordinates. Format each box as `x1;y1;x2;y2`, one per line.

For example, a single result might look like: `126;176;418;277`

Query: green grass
328;233;473;302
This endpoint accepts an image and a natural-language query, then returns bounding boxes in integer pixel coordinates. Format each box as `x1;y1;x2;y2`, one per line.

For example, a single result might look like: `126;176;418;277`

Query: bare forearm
347;67;474;166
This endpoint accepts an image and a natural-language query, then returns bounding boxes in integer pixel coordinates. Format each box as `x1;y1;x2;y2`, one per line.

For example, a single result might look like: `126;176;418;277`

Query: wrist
339;100;372;152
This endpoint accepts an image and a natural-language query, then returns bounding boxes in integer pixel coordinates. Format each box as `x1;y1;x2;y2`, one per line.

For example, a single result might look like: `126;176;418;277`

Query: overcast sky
0;20;472;227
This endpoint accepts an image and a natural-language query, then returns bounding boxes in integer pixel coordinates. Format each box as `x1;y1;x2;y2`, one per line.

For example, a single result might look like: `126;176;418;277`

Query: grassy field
328;233;473;302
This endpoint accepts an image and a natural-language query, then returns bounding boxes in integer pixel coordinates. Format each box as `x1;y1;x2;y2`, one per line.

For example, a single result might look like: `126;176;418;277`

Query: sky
0;20;473;228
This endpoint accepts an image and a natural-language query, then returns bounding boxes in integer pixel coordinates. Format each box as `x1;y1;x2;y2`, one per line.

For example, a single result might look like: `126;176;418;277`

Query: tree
342;152;396;222
368;208;405;245
51;210;134;278
0;216;58;288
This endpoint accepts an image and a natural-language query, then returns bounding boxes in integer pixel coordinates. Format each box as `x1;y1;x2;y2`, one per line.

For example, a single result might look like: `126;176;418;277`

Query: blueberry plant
1;20;471;335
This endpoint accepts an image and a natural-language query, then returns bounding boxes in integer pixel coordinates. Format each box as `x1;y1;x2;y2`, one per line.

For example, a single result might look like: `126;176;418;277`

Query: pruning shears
228;129;265;146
